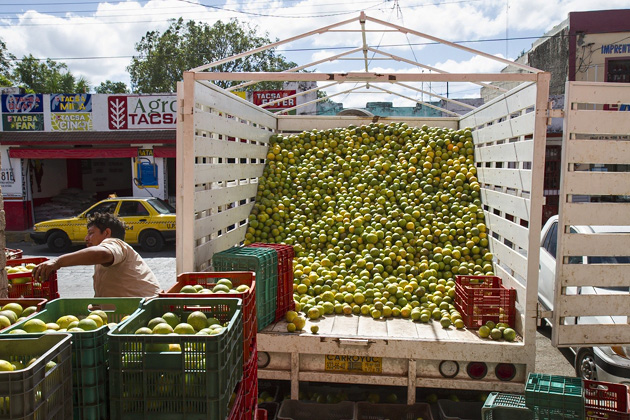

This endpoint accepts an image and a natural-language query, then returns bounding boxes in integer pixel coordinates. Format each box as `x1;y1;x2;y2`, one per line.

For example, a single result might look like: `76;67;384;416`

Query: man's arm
32;246;114;281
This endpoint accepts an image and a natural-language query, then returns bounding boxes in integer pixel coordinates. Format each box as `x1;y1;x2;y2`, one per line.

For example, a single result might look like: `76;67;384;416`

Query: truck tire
47;231;71;252
140;230;164;252
575;348;597;380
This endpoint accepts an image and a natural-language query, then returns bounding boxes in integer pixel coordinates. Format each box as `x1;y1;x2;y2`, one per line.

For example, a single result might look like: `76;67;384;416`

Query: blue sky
1;1;629;107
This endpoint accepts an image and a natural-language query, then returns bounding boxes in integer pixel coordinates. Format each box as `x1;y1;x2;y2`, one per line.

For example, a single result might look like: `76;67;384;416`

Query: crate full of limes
0;297;144;420
213;246;278;331
107;297;243;420
0;333;73;420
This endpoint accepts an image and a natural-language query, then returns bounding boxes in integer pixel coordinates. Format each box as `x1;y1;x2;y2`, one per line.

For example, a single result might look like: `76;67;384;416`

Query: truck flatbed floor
261;314;521;344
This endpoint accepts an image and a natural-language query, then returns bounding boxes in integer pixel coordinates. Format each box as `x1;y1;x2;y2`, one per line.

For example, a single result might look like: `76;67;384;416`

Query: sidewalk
4;230;33;243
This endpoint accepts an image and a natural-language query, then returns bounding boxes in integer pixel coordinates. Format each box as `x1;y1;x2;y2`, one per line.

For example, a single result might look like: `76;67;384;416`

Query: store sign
108;95;177;129
1;94;44;131
252;90;296;108
0;146;24;198
50;94;93;131
601;44;630;54
2;114;44;131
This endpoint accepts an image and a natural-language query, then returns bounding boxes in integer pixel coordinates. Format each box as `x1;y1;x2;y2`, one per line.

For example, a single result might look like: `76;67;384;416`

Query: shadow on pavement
6;241;176;259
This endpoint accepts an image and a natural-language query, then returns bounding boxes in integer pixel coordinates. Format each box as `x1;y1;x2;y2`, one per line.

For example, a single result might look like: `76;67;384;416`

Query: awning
9;147;139;159
153;146;176;158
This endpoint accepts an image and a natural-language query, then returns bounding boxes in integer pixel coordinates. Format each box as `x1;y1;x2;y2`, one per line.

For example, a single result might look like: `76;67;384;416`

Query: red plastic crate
5;248;23;260
0;298;47;333
6;257;60;300
161;271;257;365
226;348;258;420
249;243;295;321
454;275;516;329
584;380;630;420
227;371;247;420
243;346;259;420
257;408;268;420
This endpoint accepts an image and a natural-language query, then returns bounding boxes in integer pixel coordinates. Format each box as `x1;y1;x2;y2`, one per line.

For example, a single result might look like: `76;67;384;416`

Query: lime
490;328;503;340
478;325;490;338
503;328;516;342
310;325;319;334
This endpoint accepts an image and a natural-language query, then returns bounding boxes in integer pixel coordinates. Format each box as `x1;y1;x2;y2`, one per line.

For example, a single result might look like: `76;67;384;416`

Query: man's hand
32;259;60;282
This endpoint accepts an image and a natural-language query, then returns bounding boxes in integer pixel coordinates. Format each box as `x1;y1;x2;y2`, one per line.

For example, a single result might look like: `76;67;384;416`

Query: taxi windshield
147;198;175;214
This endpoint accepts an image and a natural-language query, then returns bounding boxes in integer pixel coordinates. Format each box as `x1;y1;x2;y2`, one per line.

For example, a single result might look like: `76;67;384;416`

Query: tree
13;55;91;93
128;18;298;93
95;80;130;93
0;38;15;87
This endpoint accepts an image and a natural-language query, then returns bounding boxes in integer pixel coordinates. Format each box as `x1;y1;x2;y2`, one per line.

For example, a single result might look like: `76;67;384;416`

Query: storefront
0;93;176;230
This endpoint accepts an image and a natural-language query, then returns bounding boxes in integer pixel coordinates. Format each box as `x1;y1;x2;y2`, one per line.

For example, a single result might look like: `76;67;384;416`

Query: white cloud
1;0;629;96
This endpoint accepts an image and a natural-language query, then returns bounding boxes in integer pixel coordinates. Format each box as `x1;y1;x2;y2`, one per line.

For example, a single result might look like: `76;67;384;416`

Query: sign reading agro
107;95;176;129
50;94;93;131
1;94;44;131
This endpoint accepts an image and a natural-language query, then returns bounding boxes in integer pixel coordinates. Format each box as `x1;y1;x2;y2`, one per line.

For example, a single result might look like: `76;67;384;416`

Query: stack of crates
1;297;144;420
249;243;295;322
5;257;60;301
161;271;257;364
108;297;243;420
0;333;73;419
454;275;516;329
524;373;584;419
213;247;278;331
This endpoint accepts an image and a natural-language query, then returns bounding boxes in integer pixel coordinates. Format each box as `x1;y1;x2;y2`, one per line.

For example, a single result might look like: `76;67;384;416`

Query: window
147;198;176;214
543;222;558;258
118;201;149;217
607;59;630;83
85;201;118;217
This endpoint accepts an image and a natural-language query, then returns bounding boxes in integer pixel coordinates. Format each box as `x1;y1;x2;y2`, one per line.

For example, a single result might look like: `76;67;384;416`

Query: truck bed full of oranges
246;122;495;328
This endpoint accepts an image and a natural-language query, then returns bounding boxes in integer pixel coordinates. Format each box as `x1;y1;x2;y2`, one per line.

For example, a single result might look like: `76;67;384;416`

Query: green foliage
12;55;91;93
95;80;130;93
128;18;297;93
0;39;14;82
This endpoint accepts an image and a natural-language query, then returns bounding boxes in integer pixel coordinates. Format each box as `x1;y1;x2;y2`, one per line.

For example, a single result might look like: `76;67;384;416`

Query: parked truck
175;13;630;401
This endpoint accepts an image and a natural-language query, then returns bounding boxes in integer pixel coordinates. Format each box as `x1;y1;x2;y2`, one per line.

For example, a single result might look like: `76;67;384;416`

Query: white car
539;215;630;384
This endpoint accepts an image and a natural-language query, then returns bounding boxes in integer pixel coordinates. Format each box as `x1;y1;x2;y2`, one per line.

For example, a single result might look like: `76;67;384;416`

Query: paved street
5;238;576;378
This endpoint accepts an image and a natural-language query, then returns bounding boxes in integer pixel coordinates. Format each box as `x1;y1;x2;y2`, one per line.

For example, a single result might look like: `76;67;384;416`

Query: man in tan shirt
33;212;161;297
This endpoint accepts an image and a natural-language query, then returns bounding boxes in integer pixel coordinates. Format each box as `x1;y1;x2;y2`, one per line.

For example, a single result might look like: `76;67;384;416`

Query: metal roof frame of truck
176;11;554;395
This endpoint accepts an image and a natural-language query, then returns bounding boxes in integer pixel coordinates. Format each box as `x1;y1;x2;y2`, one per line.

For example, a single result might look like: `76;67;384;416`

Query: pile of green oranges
246;122;494;328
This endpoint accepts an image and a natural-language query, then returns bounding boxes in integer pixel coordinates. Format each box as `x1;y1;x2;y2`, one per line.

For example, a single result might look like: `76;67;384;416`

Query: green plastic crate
213;246;278;330
0;333;73;420
482;393;534;420
0;297;144;420
108;297;243;420
525;373;584;420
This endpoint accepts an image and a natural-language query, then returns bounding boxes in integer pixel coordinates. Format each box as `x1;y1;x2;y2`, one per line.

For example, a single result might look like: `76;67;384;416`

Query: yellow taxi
30;196;176;252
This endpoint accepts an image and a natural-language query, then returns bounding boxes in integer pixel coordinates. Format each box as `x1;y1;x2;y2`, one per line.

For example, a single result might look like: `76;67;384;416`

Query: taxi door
72;200;120;242
116;200;151;244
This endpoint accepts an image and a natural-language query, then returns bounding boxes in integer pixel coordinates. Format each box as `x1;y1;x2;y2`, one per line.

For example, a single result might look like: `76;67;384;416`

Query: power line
2;0;493;24
7;34;553;63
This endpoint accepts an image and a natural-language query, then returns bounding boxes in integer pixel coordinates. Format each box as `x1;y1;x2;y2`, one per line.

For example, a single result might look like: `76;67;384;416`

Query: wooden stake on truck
176;12;552;398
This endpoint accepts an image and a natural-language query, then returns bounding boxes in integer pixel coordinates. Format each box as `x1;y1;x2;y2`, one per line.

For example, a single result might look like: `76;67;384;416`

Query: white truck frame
552;81;630;349
175;13;627;399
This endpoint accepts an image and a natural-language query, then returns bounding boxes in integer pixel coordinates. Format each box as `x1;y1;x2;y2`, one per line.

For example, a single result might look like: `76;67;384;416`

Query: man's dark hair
87;212;126;240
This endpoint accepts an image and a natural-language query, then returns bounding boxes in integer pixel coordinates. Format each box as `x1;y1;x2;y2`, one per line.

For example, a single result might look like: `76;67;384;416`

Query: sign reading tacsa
108;95;177;129
253;90;297;109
